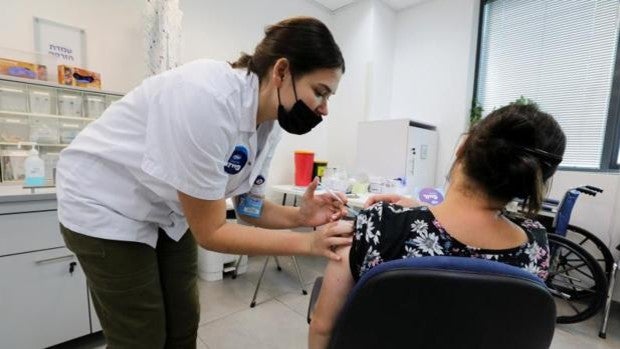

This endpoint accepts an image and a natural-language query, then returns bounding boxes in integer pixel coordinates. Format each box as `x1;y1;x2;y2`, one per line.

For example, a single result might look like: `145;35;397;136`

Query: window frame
472;0;620;172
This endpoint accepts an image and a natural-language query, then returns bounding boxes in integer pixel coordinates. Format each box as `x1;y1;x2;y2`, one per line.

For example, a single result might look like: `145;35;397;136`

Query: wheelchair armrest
307;277;324;324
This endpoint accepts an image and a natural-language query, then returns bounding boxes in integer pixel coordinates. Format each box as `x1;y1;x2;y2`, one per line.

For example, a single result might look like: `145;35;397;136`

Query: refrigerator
355;119;438;192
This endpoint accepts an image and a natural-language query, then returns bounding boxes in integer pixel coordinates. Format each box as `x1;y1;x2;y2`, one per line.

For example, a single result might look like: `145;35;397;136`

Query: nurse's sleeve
141;82;234;200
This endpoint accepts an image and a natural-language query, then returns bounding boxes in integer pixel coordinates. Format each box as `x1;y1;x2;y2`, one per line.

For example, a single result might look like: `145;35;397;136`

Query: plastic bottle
24;147;45;186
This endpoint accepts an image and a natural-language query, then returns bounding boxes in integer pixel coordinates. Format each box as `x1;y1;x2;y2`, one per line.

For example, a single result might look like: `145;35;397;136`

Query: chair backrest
553;189;580;236
328;256;556;349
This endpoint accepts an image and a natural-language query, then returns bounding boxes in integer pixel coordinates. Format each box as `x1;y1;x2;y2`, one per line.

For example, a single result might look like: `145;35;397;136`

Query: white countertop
0;184;235;210
0;185;57;203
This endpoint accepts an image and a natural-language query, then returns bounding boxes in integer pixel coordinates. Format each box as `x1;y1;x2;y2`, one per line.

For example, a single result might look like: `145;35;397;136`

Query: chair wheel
302;290;308;295
277;266;282;271
232;274;237;279
250;302;256;308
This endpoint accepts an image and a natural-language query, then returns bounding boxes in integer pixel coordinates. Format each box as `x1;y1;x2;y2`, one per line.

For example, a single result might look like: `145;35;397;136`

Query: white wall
327;0;374;171
390;0;480;185
180;0;333;198
0;0;146;93
366;0;397;122
328;0;396;173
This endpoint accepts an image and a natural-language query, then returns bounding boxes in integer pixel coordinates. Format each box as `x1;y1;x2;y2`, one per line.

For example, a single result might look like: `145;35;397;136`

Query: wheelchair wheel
536;214;614;282
546;234;607;324
563;224;614;281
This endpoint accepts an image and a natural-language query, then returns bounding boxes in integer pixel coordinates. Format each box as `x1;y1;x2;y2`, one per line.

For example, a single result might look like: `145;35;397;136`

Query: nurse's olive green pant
60;224;200;349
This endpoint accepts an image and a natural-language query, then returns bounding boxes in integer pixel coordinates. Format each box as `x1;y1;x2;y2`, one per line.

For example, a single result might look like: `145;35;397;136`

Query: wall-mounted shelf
0;75;124;184
0;110;97;122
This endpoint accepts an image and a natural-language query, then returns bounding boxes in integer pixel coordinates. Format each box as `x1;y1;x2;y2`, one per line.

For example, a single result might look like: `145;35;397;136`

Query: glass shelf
0;75;124;185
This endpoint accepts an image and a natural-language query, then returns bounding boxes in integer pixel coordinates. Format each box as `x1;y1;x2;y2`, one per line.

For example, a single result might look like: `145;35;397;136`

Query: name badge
237;193;263;218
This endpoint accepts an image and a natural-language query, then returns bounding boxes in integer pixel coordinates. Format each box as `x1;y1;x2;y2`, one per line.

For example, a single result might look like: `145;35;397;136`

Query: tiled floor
54;255;620;349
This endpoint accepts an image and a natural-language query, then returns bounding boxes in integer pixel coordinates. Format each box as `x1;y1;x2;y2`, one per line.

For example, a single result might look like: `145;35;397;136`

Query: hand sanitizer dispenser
24;146;45;186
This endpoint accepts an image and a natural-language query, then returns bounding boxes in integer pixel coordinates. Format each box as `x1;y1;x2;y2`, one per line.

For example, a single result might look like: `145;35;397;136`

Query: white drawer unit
0;247;90;349
0;209;63;256
0;195;102;348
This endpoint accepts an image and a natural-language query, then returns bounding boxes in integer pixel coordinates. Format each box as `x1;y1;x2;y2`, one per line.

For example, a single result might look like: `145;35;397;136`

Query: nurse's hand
298;177;348;227
364;194;421;208
310;220;354;260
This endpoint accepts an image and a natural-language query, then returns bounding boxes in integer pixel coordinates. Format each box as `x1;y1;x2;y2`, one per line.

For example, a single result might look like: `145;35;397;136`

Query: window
474;0;620;170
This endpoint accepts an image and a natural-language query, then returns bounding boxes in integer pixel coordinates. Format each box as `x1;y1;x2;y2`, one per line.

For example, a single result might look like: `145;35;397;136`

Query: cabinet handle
35;254;75;265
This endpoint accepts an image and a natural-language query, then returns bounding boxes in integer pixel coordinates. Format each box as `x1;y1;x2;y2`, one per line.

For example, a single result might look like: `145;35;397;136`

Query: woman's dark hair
459;104;566;213
231;16;345;81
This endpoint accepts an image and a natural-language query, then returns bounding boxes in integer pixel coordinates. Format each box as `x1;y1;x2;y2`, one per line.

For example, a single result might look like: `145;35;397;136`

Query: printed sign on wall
34;17;86;67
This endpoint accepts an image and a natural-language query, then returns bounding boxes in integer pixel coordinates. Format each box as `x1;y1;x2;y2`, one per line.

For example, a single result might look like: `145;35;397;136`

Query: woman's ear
272;58;289;88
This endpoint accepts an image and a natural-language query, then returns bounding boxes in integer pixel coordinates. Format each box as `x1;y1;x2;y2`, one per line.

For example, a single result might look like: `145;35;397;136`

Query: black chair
308;256;556;349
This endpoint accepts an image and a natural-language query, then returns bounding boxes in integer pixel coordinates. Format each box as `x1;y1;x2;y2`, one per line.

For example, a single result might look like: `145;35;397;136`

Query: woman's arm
308;244;355;349
179;192;351;260
233;199;304;229
235;177;348;229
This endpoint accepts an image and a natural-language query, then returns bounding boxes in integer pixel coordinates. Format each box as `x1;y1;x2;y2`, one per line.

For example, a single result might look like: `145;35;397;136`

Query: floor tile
276;290;313;318
197;275;272;325
198;299;308;349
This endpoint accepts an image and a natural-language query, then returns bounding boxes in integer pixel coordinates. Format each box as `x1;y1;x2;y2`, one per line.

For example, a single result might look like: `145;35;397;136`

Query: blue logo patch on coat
224;145;248;174
254;175;265;185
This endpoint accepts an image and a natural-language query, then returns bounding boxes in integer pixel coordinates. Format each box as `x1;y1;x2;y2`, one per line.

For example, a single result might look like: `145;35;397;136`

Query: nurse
56;16;347;349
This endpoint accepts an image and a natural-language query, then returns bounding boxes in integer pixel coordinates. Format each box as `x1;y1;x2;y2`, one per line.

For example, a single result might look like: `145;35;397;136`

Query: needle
323;187;359;216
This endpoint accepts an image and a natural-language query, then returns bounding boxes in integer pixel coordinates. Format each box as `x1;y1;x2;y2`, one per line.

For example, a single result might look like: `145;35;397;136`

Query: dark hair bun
461;104;566;212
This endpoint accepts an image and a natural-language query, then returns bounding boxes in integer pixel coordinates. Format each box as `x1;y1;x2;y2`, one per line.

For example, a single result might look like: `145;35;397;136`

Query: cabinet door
0;247;90;349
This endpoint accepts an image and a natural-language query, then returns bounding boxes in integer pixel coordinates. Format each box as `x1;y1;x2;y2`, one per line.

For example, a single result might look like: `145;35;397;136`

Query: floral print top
349;203;550;281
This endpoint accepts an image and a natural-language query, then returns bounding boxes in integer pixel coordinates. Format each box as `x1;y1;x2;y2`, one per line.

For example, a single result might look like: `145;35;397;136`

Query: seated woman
308;104;566;349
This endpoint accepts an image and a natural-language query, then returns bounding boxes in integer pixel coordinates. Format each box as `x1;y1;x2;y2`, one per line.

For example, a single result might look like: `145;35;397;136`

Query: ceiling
311;0;431;11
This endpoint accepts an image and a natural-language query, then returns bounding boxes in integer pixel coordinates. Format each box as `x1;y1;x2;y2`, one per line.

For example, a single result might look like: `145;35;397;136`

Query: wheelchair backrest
553;189;580;236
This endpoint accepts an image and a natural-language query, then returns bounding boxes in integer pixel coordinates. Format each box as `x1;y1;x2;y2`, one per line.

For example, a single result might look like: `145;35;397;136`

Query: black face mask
277;78;323;135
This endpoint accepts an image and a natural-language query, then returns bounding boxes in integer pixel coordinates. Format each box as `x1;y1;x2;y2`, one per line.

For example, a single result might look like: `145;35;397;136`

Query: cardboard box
58;65;101;89
0;58;47;80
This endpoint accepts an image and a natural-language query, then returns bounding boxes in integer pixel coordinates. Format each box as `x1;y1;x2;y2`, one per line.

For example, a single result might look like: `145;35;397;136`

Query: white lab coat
56;60;281;247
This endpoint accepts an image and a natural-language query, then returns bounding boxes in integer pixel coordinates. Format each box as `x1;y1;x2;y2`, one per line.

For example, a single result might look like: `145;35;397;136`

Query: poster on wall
33;17;86;67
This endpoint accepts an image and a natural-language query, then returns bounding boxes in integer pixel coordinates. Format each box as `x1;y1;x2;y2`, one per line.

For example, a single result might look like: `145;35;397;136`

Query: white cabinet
0;197;101;348
0;247;90;349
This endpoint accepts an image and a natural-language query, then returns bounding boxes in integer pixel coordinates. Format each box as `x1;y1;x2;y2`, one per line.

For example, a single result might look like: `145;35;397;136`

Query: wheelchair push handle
584;185;603;193
575;185;604;196
576;187;597;196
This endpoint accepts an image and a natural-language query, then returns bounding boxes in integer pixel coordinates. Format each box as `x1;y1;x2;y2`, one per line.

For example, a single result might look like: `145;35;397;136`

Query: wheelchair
508;185;615;330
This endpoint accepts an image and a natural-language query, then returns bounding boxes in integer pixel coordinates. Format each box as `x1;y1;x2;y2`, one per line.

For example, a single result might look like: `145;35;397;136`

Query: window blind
476;0;620;168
